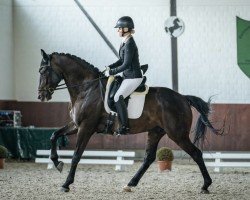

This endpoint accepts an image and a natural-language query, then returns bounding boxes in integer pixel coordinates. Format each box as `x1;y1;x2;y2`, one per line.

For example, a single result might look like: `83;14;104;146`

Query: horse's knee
50;133;57;143
71;154;81;166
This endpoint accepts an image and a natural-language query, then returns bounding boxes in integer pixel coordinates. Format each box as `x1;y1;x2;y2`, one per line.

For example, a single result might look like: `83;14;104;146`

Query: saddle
107;76;147;112
107;64;148;112
103;64;149;134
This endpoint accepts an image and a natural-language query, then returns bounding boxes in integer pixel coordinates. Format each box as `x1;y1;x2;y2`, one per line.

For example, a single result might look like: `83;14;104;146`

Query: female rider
106;16;143;135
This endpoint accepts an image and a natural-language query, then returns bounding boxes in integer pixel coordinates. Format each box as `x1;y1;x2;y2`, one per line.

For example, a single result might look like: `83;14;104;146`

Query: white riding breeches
114;78;143;102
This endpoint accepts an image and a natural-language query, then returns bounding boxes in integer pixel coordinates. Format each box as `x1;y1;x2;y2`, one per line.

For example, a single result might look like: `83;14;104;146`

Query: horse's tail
185;95;223;147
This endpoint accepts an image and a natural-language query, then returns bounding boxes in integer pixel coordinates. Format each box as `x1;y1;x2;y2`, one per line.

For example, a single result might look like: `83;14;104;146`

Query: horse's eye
39;66;48;74
39;67;44;73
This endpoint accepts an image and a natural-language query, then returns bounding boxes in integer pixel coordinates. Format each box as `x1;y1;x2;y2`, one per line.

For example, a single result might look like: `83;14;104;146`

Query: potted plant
156;147;174;172
0;145;8;169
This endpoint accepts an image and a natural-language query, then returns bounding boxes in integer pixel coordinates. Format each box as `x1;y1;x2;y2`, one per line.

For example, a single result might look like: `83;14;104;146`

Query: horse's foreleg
61;125;94;192
50;121;77;172
126;128;164;190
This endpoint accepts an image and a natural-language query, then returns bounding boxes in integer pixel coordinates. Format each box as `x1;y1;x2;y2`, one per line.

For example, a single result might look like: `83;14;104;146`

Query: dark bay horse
38;49;222;193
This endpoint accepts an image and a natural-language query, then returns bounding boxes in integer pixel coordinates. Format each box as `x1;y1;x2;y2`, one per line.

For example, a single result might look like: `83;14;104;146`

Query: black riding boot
115;96;129;135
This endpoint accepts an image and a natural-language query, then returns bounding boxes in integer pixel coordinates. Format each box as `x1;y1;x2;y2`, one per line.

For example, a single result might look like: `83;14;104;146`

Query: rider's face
117;27;123;37
117;27;129;37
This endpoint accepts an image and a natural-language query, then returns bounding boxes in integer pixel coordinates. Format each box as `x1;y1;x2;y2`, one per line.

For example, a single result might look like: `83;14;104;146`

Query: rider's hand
109;68;117;75
109;69;115;75
105;66;110;76
105;66;110;72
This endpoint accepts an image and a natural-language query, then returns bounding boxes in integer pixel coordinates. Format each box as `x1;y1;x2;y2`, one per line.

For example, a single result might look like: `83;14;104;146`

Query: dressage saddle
107;64;148;112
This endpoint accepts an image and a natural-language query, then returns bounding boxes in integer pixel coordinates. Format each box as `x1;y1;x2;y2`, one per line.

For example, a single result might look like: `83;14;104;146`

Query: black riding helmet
114;16;134;29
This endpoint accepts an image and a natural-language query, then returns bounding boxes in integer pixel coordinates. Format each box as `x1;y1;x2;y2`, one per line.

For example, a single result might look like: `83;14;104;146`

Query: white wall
178;0;250;103
13;0;171;102
10;0;250;103
0;0;14;100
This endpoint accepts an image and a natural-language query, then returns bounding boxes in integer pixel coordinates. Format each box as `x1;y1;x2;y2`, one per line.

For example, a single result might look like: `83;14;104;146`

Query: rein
38;67;107;101
53;75;106;91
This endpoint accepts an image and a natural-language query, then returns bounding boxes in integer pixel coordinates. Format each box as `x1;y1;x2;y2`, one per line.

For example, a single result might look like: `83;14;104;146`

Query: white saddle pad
104;76;149;119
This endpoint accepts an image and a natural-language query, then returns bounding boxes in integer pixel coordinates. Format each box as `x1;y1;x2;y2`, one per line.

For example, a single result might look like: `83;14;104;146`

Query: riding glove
109;68;117;75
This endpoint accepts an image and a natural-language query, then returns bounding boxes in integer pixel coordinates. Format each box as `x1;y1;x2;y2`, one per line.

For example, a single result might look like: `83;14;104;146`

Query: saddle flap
104;76;149;119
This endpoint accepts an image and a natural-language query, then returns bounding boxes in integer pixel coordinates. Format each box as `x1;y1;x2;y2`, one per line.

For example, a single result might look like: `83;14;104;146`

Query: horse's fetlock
206;178;212;186
66;178;74;185
128;179;138;187
50;154;58;161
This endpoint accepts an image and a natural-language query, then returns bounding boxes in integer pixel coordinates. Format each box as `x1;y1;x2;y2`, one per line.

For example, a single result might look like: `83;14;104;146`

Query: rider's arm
109;42;135;75
108;59;123;69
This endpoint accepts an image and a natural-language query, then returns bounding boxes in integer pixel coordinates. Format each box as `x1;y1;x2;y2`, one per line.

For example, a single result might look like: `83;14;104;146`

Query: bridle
38;59;60;95
38;60;106;100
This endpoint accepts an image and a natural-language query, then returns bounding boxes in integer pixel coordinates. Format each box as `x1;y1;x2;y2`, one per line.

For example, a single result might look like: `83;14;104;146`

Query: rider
106;16;143;135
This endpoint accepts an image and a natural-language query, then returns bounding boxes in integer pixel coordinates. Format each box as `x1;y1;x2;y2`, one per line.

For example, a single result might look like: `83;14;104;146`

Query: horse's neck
56;59;100;103
66;73;96;100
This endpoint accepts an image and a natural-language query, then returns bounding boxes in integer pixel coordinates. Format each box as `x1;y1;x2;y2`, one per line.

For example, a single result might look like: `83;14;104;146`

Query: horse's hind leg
177;137;212;193
50;121;77;172
125;127;165;190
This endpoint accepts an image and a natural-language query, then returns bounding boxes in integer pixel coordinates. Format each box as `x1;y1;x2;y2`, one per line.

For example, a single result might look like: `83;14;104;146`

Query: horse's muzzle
38;91;52;102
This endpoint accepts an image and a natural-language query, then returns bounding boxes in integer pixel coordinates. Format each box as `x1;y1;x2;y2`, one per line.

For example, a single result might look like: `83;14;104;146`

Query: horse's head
38;49;62;101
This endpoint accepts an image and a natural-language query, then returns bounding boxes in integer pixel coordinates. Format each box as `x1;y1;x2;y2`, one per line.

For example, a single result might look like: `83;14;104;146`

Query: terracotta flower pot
157;160;172;172
0;158;5;169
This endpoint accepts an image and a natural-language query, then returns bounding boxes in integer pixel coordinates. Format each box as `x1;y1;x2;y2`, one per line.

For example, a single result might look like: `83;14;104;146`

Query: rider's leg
114;95;129;135
114;78;143;135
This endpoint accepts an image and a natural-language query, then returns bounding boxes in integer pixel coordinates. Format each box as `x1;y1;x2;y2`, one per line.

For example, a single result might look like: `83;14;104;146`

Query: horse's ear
41;49;49;61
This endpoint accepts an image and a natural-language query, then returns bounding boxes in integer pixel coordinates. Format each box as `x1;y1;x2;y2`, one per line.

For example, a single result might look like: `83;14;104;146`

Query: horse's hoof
56;161;64;173
123;185;132;192
200;189;210;194
60;187;70;192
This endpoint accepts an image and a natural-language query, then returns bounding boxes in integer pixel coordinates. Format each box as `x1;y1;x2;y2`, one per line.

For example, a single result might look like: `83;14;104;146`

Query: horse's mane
51;52;101;75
